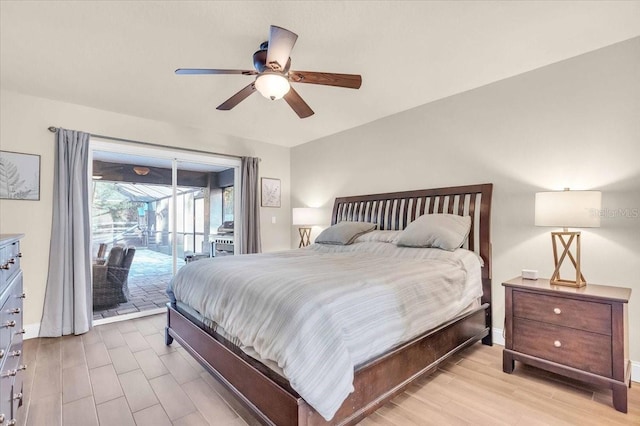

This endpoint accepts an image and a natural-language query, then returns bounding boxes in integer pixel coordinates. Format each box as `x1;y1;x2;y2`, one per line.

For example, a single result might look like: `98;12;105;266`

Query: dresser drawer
1;334;23;386
0;291;11;357
0;370;11;426
10;348;24;420
513;291;611;335
1;273;23;347
513;317;612;377
0;241;20;288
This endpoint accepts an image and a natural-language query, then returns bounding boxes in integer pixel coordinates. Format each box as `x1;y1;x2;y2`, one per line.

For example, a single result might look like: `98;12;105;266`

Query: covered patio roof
113;183;199;202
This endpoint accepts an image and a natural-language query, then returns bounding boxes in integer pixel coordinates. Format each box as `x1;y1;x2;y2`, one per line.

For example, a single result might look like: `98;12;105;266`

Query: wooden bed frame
165;183;493;425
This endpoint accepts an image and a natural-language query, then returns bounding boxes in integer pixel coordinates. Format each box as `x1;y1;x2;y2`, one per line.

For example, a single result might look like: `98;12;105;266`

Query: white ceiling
1;1;639;148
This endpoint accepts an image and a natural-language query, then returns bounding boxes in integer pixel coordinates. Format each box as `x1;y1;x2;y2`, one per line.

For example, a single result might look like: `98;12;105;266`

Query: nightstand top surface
503;276;631;303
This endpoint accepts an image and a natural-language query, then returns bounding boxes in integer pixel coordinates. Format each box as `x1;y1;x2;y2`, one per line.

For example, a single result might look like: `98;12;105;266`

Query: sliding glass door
90;140;240;322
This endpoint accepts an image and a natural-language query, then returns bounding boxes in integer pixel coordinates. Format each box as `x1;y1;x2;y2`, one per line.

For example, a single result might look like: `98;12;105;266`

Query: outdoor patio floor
92;248;186;320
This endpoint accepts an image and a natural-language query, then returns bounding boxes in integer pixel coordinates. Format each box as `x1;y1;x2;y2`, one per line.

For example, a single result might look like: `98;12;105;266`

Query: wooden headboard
331;183;493;310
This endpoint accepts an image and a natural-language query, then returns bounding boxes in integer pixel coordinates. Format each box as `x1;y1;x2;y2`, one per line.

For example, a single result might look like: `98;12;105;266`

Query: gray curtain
240;157;261;254
40;128;92;337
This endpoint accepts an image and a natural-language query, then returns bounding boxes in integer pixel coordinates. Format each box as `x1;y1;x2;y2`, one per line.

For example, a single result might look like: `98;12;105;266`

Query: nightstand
502;276;632;413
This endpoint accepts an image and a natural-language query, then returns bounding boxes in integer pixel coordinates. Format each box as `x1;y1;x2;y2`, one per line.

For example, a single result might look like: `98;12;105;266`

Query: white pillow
353;230;402;243
396;214;471;251
315;221;376;245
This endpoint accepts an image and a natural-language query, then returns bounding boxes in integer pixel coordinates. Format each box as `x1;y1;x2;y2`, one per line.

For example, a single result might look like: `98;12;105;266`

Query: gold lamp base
550;231;586;288
298;227;311;248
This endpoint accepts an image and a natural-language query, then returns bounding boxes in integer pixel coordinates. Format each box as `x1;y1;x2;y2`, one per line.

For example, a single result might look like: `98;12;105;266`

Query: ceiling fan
175;25;362;119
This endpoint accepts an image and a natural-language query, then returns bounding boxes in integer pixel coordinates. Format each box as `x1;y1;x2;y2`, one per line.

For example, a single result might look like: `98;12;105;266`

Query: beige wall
291;38;640;362
0;89;291;327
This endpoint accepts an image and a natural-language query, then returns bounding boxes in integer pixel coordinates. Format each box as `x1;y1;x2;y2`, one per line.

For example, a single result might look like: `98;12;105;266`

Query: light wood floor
18;313;639;425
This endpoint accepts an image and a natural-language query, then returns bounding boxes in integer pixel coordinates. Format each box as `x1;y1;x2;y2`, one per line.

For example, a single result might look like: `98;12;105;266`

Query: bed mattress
167;240;483;420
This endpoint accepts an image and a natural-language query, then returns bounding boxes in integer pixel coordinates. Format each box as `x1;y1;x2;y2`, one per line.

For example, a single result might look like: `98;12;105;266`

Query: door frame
89;138;241;324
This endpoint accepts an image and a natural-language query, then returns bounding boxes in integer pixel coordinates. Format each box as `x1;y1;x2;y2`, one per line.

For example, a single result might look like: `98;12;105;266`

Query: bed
165;183;493;425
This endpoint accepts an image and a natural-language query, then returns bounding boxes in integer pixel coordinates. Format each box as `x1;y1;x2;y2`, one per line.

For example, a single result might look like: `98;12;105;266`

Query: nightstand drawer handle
553;340;562;348
553;308;561;315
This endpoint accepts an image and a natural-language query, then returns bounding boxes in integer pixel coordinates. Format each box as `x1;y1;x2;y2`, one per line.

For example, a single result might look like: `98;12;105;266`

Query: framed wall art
0;150;41;201
261;177;281;208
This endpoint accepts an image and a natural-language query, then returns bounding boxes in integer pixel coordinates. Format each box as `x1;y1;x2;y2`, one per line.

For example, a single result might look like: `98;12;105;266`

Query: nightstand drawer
513;317;612;377
513;291;611;335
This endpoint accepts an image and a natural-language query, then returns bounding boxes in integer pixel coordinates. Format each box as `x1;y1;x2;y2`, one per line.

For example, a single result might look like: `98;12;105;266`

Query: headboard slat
419;197;427;216
428;197;435;214
468;193;477;253
393;199;402;230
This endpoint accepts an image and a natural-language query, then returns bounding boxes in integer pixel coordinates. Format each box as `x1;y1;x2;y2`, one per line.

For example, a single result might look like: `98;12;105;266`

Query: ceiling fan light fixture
133;166;150;176
255;73;290;100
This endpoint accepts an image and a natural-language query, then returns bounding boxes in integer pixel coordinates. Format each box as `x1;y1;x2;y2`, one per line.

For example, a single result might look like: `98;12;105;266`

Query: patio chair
93;245;136;309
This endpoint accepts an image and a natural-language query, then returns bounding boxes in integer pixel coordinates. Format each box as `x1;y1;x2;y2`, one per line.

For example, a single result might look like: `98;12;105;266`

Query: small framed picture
0;150;41;201
261;177;281;208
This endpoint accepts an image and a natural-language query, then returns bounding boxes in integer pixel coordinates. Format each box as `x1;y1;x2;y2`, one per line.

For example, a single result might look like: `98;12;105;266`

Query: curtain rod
47;126;250;161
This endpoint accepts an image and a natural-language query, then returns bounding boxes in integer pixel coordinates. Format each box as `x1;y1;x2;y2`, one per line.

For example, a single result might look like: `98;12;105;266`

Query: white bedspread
168;242;483;420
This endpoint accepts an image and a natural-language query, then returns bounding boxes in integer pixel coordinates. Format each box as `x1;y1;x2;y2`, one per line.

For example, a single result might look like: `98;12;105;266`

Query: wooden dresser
0;234;25;425
503;276;631;413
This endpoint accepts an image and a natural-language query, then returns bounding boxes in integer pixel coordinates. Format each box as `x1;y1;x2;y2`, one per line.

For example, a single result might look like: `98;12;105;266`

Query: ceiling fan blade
175;68;257;75
216;83;257;110
266;26;298;71
283;87;314;119
289;71;362;89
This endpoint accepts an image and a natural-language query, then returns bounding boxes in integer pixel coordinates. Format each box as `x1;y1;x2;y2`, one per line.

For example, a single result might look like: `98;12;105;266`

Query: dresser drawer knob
18;293;26;299
12;392;22;401
2;321;15;328
0;263;9;270
17;253;22;258
553;308;562;315
17;364;27;372
0;414;14;425
2;370;17;377
7;259;15;265
9;350;21;358
7;308;20;315
554;340;562;348
15;329;25;335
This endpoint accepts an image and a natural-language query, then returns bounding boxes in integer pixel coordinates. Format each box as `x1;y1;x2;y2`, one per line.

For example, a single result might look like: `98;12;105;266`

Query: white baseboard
492;327;505;346
24;323;40;340
492;327;638;384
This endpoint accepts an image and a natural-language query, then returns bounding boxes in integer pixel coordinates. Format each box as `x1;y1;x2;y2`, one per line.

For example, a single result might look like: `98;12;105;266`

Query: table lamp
535;188;601;287
292;207;322;248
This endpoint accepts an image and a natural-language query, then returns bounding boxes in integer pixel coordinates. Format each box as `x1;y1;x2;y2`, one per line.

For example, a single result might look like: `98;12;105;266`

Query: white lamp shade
535;190;601;228
254;74;290;100
292;207;323;226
